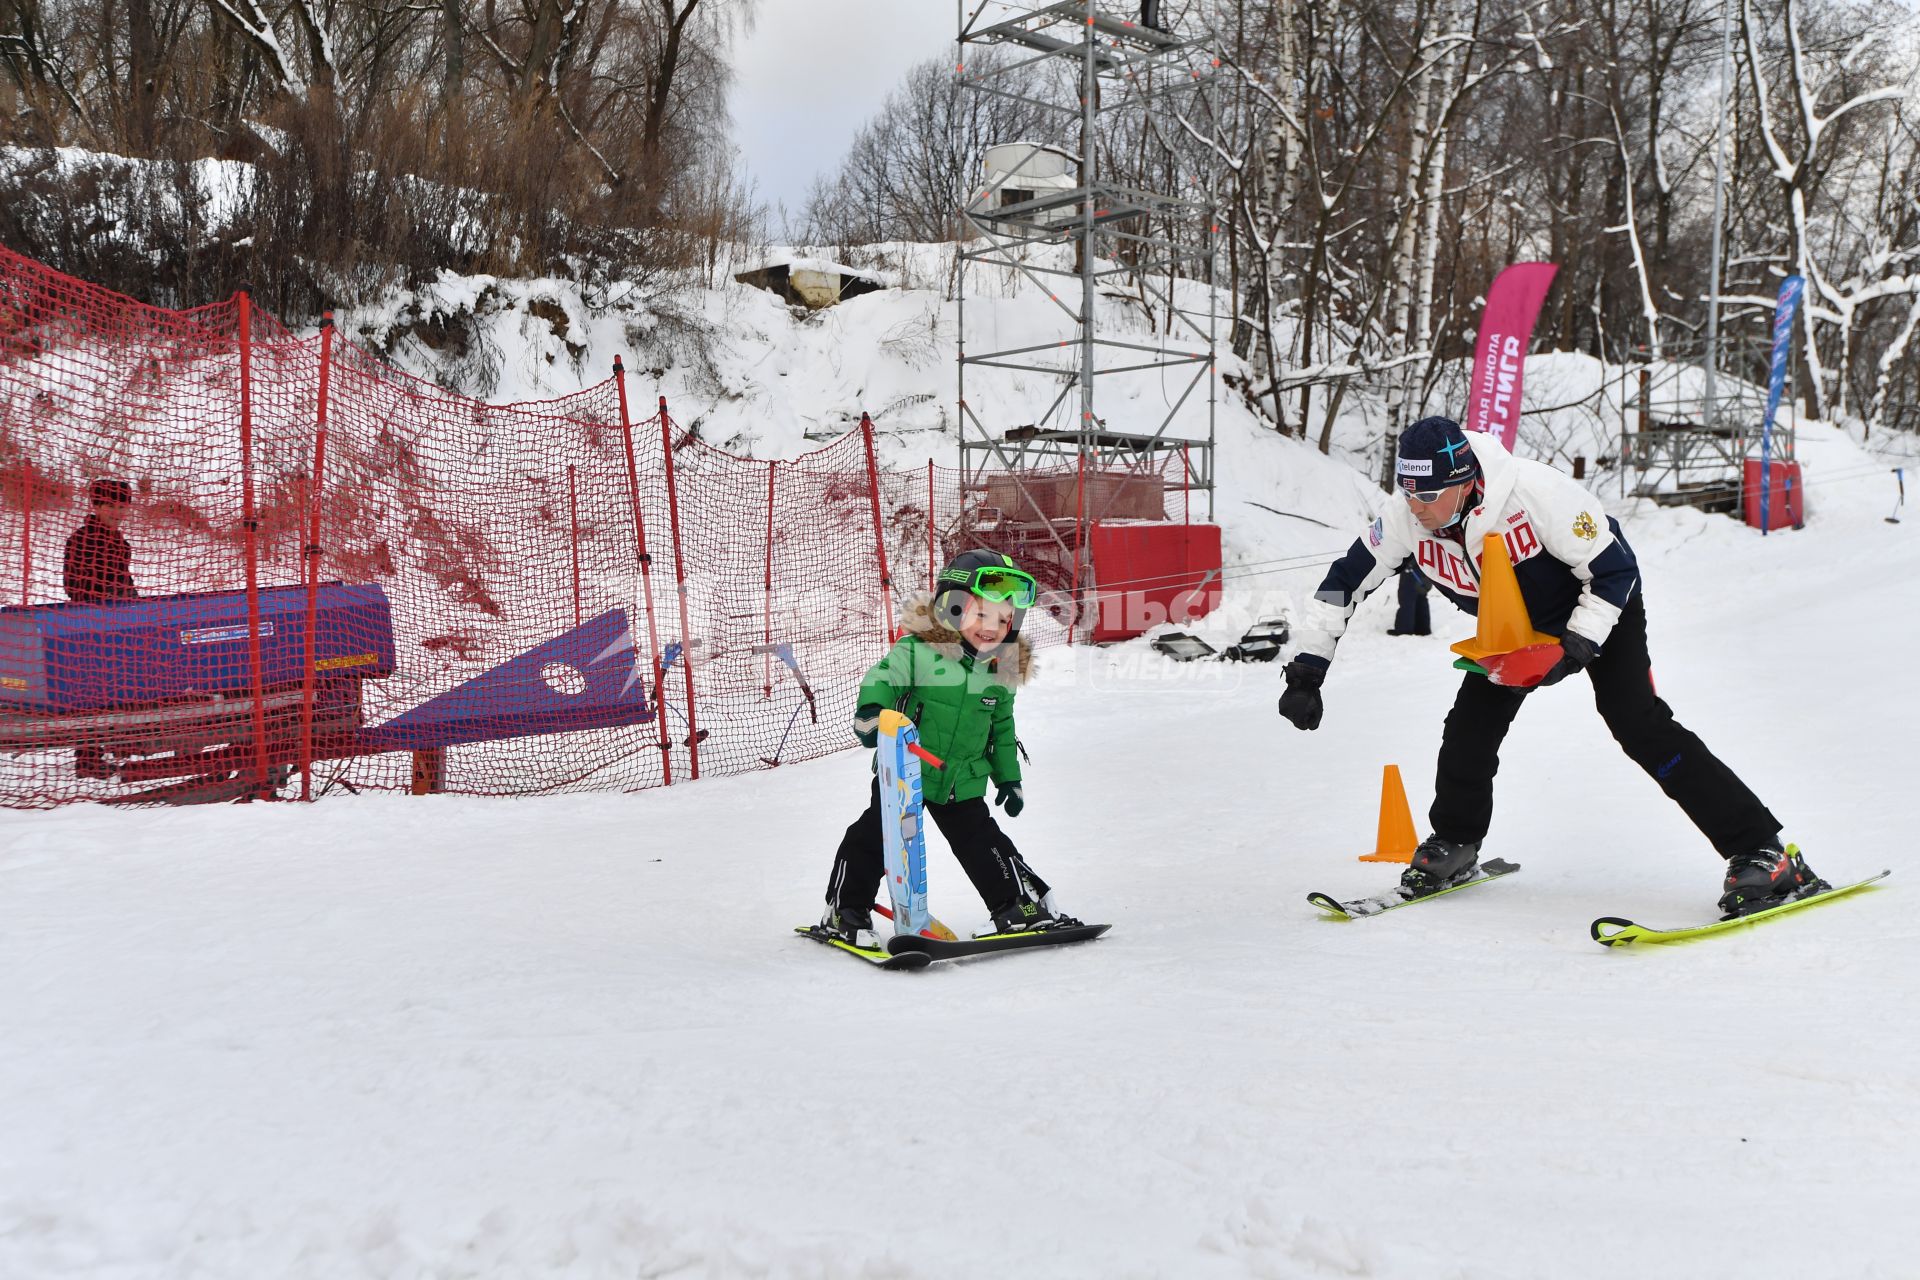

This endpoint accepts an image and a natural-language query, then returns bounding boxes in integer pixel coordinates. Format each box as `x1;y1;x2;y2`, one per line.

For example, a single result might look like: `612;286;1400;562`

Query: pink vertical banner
1462;262;1558;450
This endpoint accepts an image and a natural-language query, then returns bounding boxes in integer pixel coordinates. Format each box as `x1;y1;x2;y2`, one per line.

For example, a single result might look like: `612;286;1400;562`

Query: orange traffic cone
1358;764;1420;863
1450;533;1559;664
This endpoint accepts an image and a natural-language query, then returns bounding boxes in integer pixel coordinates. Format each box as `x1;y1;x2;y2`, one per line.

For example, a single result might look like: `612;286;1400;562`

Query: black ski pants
827;778;1045;918
1430;591;1780;857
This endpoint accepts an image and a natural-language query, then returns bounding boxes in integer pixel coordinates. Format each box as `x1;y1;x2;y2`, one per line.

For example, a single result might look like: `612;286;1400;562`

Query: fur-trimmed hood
897;591;1035;687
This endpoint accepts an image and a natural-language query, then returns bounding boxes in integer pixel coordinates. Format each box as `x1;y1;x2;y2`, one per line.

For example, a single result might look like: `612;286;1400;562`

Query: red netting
0;245;1203;807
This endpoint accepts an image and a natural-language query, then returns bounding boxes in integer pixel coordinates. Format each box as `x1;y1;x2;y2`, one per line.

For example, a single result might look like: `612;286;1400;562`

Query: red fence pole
658;396;702;779
926;459;936;590
299;313;335;802
859;413;895;642
237;292;270;797
19;476;30;605
1070;451;1086;646
614;358;673;785
567;463;582;628
762;460;776;696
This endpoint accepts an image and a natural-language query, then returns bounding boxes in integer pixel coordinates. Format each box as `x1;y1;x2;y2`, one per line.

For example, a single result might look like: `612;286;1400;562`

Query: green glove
994;782;1024;817
853;704;882;749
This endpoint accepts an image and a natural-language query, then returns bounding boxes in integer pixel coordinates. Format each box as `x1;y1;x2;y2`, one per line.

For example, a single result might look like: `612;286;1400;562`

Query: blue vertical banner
1761;275;1805;536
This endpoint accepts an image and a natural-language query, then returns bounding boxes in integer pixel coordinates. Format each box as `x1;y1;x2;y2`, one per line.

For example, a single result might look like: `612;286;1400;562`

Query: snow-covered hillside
336;243;1920;649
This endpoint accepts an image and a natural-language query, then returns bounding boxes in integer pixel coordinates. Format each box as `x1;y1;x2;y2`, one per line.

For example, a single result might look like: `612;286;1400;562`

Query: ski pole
1891;468;1906;524
870;901;957;941
907;742;944;769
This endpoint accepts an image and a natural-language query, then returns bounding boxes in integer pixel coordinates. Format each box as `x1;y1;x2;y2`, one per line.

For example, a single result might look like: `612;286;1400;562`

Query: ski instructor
1277;416;1819;917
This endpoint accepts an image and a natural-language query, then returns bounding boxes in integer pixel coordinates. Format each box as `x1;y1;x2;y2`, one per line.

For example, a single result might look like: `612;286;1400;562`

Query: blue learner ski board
876;710;934;938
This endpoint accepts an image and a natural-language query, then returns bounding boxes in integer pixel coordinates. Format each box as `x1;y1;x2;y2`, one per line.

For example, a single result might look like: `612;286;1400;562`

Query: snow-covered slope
4;361;1918;1277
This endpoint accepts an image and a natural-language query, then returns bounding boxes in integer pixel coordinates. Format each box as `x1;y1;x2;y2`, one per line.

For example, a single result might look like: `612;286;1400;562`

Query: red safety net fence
0;245;1192;807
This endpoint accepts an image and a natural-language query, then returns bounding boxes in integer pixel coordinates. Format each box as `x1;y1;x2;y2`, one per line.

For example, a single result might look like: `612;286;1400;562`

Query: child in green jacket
819;550;1075;947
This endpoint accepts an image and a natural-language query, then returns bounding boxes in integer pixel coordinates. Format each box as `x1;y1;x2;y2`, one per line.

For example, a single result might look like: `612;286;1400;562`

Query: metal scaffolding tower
1617;337;1791;519
953;0;1220;590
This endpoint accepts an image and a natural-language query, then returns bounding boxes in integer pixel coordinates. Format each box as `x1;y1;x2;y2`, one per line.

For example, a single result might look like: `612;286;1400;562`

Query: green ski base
1307;858;1522;919
795;926;932;970
1590;870;1892;947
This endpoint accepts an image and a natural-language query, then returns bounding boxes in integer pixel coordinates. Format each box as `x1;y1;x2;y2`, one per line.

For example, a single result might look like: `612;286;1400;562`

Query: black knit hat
1395;417;1480;493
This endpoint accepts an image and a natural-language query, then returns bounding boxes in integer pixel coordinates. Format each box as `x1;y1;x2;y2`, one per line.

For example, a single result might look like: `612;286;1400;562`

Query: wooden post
410;748;445;795
614;358;673;784
657;396;702;779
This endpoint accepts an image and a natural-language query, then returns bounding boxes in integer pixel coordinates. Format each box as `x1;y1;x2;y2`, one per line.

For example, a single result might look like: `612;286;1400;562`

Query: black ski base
1307;858;1522;919
887;921;1110;960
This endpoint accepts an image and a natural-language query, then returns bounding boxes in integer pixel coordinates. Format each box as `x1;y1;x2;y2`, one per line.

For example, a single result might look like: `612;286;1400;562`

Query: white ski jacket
1295;432;1640;669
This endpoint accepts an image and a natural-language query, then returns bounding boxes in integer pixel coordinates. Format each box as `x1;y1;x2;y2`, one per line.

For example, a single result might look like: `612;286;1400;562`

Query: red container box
1742;459;1804;531
1087;523;1222;642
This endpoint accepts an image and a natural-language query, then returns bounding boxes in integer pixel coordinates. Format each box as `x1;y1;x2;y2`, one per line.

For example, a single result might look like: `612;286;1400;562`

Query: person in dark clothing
1387;564;1431;636
62;479;139;780
63;478;139;604
1277;417;1819;918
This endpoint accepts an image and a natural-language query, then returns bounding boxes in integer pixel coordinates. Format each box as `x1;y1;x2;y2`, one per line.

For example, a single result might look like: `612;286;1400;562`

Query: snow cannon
1449;533;1563;688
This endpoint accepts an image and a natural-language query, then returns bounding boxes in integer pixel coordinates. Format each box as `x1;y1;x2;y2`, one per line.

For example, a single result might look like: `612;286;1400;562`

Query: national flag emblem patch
1572;511;1598;540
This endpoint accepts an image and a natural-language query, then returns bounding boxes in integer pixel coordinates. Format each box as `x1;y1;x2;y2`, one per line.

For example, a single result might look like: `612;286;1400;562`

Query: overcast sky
730;3;956;226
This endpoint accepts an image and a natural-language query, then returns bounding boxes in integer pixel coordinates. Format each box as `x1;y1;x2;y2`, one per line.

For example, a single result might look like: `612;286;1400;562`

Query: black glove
994;782;1024;817
1537;632;1600;687
853;703;882;748
1277;659;1327;731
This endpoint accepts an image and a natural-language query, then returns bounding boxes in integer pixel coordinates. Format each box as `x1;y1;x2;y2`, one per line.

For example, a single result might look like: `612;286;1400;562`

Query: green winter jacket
857;593;1033;804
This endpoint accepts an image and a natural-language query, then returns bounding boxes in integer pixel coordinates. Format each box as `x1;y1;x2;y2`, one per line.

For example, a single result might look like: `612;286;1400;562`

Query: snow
4;403;1918;1276
5;195;1920;1270
741;252;900;287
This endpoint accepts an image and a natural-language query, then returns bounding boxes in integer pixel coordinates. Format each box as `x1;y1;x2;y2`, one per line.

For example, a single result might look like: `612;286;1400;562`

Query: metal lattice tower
954;1;1221;582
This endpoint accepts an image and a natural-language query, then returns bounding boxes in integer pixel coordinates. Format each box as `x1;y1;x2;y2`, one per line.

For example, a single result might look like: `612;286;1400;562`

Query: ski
1590;869;1891;947
1307;858;1522;919
886;921;1111;960
795;925;932;970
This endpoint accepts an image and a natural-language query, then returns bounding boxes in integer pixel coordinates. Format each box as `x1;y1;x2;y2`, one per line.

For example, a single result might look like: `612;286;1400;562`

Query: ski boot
988;897;1058;935
815;905;879;950
1399;835;1482;895
1718;842;1827;918
983;889;1084;937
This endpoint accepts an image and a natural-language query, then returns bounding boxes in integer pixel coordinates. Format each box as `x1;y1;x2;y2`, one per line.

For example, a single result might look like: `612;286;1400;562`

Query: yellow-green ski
1590;870;1891;947
795;925;932;970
